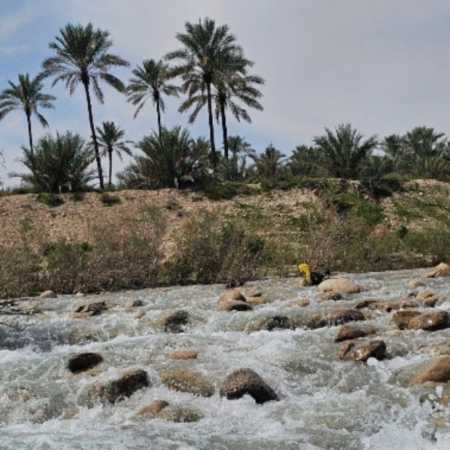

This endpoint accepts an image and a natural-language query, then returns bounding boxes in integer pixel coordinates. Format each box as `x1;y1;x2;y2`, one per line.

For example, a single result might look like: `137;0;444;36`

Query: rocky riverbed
1;267;450;449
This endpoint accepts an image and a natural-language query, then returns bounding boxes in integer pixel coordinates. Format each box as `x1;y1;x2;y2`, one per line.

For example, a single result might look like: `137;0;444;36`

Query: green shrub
99;192;121;207
36;193;64;208
167;212;268;286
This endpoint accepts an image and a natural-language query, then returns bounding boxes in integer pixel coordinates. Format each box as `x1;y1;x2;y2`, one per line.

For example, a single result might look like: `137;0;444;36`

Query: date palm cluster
0;18;264;190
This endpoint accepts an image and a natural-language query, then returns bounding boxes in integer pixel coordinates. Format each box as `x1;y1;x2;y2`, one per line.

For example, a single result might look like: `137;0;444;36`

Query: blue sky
1;0;449;186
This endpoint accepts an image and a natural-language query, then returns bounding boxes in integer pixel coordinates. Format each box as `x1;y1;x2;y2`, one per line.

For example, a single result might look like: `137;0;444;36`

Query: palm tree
118;127;210;189
0;73;55;159
14;131;95;193
95;121;133;188
41;23;129;190
127;59;179;137
215;72;264;160
250;144;286;181
313;124;378;179
166;18;245;166
224;135;255;180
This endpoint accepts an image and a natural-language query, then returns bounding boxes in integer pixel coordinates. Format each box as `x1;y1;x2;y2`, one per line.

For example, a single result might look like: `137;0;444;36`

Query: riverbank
2;179;450;298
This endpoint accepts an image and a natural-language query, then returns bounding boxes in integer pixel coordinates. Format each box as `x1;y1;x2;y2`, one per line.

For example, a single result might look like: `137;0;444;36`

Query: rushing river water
1;269;450;450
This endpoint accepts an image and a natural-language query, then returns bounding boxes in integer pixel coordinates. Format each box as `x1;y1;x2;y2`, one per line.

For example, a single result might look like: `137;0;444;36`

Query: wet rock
411;357;450;384
161;310;189;333
408;311;449;331
425;263;450;278
319;292;344;302
160;369;214;397
246;315;293;332
293;298;310;307
416;291;440;307
138;400;169;417
217;289;253;312
335;325;376;342
318;278;362;295
220;368;279;404
158;406;204;423
75;292;85;298
40;290;57;299
408;279;426;289
82;369;150;406
339;340;387;362
128;299;144;308
419;343;450;356
308;308;365;329
392;310;422;329
74;301;107;317
246;296;267;306
168;351;198;360
356;298;418;313
67;352;103;374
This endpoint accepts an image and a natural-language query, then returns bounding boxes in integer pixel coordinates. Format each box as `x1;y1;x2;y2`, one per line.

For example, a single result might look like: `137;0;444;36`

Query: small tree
15;132;95;193
95;121;132;188
250;144;286;181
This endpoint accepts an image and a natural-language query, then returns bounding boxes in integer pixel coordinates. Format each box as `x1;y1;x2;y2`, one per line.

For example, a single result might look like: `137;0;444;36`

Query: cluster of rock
56;262;450;425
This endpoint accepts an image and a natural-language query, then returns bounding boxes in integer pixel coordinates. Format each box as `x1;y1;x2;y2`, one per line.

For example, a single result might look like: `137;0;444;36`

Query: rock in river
217;289;253;312
411;357;450;384
339;340;387;362
318;278;362;295
392;310;422;330
160;369;214;397
168;350;198;360
67;352;103;374
425;263;450;278
220;368;279;404
408;311;449;331
161;310;189;333
308;308;365;329
335;324;376;342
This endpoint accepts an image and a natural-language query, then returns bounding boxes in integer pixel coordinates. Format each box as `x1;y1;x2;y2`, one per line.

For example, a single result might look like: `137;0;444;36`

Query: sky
0;0;449;186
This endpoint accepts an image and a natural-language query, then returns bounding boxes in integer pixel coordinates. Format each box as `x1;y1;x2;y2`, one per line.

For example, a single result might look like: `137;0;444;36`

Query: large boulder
339;340;387;362
161;310;189;333
220;368;279;404
308;308;365;329
67;352;103;374
408;311;449;331
425;263;450;278
411;357;450;384
318;278;362;295
392;310;421;330
335;325;376;342
160;369;214;397
217;289;253;312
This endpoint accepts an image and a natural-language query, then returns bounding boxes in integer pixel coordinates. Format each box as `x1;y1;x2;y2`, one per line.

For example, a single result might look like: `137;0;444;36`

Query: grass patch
36;193;64;208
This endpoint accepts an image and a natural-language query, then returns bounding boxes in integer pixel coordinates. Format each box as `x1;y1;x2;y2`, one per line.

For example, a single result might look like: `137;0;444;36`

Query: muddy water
0;269;450;450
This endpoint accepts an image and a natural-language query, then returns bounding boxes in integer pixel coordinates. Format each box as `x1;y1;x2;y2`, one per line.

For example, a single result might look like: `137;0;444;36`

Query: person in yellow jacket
298;263;330;286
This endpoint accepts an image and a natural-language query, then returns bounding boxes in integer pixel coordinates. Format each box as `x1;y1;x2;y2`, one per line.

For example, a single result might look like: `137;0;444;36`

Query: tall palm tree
41;23;129;190
95;121;133;188
215;72;264;160
166;18;245;166
0;73;55;159
127;59;179;137
313;124;378;179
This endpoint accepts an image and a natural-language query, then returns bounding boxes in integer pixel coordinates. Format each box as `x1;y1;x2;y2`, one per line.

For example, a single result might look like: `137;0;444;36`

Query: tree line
1;19;449;195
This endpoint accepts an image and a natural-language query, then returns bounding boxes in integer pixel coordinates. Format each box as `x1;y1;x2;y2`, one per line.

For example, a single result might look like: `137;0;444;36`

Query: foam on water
0;269;449;449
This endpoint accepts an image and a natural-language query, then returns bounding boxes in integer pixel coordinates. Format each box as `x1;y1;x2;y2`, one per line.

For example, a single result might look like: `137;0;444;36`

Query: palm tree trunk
220;100;229;160
206;82;217;167
83;80;104;190
108;147;113;189
156;96;162;138
26;111;34;159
